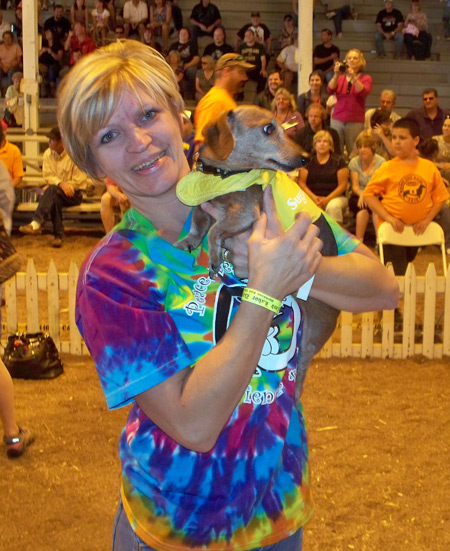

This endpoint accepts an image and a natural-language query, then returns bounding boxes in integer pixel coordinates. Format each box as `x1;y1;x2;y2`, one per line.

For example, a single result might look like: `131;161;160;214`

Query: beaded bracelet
241;287;282;314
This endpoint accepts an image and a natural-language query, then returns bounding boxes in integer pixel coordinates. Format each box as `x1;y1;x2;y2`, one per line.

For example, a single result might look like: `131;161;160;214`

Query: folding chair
378;221;447;276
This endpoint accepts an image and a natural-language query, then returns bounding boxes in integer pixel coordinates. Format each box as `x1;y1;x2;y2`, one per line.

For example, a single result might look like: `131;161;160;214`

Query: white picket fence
2;259;450;359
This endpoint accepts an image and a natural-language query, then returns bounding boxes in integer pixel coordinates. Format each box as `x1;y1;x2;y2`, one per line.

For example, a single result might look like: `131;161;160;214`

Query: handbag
0;223;22;284
3;332;64;379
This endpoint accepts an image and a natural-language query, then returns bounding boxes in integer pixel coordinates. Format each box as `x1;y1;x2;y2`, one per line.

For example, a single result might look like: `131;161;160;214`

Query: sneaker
4;426;35;458
51;237;63;248
19;223;42;235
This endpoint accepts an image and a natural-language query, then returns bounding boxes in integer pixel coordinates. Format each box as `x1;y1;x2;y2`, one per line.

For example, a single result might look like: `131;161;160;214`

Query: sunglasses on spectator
346;80;352;94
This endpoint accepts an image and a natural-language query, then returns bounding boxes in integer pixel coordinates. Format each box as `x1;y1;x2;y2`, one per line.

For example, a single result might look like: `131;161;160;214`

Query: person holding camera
327;48;372;156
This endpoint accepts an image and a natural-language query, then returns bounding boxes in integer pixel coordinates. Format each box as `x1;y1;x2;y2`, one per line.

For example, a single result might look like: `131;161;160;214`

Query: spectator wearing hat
194;53;254;148
235;12;272;55
279;14;297;51
374;0;404;58
238;28;267;96
0;122;23;188
18;127;90;248
190;0;221;45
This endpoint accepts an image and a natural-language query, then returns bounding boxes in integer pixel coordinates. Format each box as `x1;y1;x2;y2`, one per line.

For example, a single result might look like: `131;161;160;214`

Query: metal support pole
21;0;40;174
298;0;313;94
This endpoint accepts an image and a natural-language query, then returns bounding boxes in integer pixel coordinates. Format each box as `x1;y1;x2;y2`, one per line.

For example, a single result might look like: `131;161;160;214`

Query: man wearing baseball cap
194;53;254;148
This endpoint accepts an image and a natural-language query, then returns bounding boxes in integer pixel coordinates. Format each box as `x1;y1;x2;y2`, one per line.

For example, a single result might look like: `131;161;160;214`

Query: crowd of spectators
0;1;449;252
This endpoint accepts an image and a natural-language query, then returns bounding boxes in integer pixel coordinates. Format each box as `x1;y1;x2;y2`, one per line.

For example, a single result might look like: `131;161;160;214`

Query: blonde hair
345;48;366;72
57;40;184;179
272;87;297;112
313;130;334;152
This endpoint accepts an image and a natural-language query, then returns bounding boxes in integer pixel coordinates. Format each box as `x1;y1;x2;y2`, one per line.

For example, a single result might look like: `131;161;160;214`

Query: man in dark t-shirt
313;28;340;81
190;0;221;44
238;28;267;94
203;25;234;61
43;4;71;43
374;0;404;58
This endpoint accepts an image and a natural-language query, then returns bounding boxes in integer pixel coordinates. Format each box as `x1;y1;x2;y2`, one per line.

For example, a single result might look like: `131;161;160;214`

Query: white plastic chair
378;221;447;276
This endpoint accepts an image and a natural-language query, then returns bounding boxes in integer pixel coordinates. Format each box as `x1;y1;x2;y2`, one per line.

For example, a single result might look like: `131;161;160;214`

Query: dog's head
198;106;308;174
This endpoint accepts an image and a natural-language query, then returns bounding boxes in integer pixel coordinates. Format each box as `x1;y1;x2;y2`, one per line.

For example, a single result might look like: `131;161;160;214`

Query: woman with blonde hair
57;40;398;551
327;48;372;156
272;86;304;138
298;129;349;223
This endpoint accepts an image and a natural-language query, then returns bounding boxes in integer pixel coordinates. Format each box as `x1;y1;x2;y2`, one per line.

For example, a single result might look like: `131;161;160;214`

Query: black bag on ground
3;332;64;379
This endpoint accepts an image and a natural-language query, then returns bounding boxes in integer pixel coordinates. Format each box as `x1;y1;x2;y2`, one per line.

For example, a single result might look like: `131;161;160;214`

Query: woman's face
314;137;331;154
90;89;188;204
442;119;450;139
357;143;374;160
309;74;322;90
275;94;290;111
345;51;362;72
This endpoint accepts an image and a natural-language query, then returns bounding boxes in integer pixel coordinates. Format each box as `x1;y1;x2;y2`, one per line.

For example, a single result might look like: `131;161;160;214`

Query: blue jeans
112;501;303;551
374;31;404;56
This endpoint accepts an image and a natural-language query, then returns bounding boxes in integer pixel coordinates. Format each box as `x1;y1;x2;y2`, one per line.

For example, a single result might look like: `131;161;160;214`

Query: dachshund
175;105;340;397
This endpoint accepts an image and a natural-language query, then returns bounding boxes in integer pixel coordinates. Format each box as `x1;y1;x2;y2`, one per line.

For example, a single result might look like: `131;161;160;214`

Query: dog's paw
173;237;200;252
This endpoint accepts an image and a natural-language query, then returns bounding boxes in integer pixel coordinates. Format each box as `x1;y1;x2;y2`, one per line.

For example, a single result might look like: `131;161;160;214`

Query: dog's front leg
174;206;214;252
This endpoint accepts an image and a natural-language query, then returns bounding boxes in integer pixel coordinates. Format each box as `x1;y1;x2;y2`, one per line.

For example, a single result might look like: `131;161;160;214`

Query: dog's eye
263;124;275;135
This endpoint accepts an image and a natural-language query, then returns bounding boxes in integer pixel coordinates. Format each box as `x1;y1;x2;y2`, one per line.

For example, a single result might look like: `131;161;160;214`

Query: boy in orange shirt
364;118;450;275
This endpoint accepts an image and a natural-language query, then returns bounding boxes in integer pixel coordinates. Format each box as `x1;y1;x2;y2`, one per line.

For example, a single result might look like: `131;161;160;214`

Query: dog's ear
202;110;234;160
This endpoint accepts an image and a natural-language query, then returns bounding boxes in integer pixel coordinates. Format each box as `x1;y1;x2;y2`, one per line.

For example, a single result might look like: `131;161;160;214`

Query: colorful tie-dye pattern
76;206;358;551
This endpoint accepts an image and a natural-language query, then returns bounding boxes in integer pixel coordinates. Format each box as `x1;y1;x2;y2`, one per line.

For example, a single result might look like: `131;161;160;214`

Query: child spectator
364;118;450;272
91;0;110;45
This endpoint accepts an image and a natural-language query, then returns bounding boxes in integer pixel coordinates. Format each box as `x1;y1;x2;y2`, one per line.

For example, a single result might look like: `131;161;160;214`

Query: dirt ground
1;230;449;551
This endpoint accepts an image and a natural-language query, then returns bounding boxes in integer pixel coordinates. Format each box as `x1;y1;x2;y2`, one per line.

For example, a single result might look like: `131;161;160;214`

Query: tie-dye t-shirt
76;205;358;551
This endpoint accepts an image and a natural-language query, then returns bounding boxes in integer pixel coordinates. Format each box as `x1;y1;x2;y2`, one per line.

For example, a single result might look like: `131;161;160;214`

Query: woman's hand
222;187;322;292
357;194;367;209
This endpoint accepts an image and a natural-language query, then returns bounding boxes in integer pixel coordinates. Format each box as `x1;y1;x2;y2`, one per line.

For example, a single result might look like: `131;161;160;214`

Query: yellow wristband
241;287;282;314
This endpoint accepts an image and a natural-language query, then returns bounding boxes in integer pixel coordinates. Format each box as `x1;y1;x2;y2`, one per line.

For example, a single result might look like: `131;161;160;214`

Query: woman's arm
310;242;399;312
298;167;320;205
322;167;348;204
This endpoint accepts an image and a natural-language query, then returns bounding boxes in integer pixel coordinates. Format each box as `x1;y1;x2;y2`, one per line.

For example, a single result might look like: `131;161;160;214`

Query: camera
338;61;347;73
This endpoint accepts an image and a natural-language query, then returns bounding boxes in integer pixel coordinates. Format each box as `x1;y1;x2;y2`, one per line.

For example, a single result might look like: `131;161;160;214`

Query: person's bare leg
0;359;19;438
355;208;369;242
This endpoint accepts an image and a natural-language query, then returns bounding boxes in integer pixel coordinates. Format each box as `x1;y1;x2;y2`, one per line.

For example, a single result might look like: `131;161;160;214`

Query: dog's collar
196;158;249;179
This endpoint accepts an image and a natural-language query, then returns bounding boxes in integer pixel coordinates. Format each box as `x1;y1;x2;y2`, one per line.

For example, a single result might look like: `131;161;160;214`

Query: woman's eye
142;110;156;122
100;131;117;144
263;123;275;135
